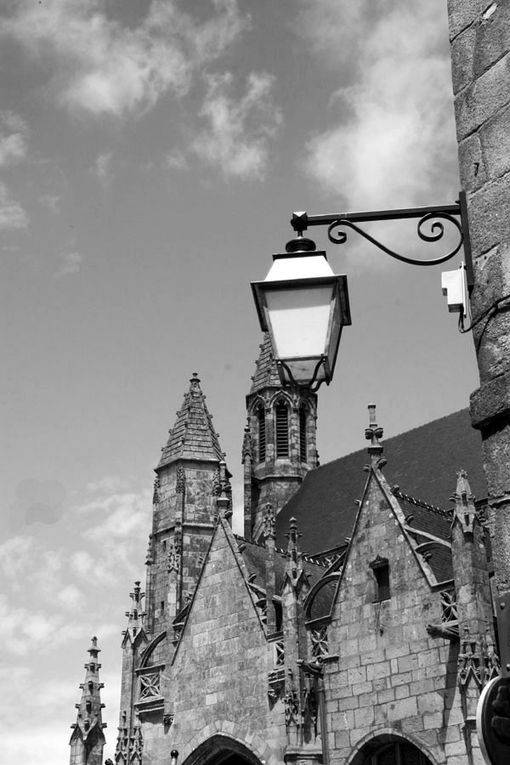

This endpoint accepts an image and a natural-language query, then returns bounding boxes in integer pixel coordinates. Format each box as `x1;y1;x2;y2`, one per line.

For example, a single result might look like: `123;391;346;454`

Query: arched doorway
350;735;434;765
182;734;262;765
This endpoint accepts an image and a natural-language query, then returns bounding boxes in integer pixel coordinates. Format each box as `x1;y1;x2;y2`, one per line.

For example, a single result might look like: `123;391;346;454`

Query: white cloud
0;182;29;231
298;1;458;212
166;148;189;171
0;111;28;165
0;535;35;581
1;0;249;119
39;193;60;213
92;151;113;183
55;251;83;278
58;583;83;609
192;72;282;180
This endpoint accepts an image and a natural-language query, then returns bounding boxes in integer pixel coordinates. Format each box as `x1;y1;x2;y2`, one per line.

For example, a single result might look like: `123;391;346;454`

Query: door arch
350;734;435;765
182;734;263;765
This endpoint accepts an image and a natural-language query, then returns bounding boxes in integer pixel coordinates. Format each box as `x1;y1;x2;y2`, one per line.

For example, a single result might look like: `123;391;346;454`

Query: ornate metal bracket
291;191;473;291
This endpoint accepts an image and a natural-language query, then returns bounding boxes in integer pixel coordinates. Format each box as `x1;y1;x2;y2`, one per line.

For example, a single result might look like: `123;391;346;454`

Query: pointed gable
276;408;484;554
249;333;281;394
166;518;272;738
158;373;224;469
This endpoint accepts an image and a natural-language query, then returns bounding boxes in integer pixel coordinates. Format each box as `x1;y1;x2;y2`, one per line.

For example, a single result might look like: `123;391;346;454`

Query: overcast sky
0;1;479;762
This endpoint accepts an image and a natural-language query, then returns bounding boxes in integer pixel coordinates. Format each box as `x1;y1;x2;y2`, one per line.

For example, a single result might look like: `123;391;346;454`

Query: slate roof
249;333;281;395
157;373;224;469
235;535;331;618
275;408;485;557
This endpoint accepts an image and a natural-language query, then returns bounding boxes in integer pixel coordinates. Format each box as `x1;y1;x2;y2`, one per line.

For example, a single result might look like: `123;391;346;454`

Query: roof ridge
391;486;452;519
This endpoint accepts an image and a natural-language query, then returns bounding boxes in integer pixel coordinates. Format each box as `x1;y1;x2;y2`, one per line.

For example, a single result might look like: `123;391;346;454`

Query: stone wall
323;472;471;765
448;0;510;594
143;519;286;765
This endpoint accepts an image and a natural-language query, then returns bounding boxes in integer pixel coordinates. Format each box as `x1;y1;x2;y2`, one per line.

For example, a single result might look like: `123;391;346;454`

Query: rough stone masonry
448;1;510;615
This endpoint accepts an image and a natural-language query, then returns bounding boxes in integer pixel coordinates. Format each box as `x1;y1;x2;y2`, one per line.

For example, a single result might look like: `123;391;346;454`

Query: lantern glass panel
265;284;334;359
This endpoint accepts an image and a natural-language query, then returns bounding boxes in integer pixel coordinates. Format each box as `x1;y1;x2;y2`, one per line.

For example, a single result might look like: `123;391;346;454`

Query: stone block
395;684;410;699
473;3;510;77
377;688;395;704
387;696;418;721
418;692;443;715
450;22;476;93
447;0;483;40
455;54;510;140
481;104;510;180
469;181;510;259
354;706;374;728
458;132;486;191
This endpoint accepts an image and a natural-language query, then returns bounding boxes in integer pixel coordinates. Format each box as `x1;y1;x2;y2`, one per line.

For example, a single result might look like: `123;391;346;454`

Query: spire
69;637;106;765
157;373;224;469
451;469;477;534
249;334;281;393
365;403;385;467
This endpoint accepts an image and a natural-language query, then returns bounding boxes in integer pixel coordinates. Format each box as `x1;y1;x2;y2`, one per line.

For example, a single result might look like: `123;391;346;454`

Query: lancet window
275;401;289;458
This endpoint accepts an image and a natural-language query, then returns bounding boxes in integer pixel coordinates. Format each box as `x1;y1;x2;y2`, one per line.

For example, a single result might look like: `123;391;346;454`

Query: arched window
299;405;307;462
257;405;266;462
275;401;289;457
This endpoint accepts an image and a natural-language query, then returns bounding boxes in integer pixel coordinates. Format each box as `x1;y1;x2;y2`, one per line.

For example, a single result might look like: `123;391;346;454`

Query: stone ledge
470;370;510;429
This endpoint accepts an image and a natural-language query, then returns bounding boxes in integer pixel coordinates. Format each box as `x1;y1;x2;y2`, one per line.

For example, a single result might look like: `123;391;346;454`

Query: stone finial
451;469;477;534
189;372;201;390
286;517;303;569
215;460;232;519
365;403;384;466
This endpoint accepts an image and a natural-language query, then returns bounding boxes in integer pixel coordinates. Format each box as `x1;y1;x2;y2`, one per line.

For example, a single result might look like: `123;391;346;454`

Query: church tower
146;372;229;634
243;334;318;542
116;373;230;762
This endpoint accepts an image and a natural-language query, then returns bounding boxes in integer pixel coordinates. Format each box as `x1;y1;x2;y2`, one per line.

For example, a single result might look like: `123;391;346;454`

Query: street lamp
251;234;351;390
251;193;471;390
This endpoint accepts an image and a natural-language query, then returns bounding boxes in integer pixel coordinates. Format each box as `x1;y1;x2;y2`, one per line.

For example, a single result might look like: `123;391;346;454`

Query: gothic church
70;335;496;765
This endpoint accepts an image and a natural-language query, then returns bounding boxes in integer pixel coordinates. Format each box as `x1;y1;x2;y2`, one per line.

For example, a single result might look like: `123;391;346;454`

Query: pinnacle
69;636;107;749
157;374;224;469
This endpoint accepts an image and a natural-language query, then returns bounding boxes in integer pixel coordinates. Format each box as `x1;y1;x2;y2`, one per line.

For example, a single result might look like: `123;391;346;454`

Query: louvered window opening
257;407;266;462
275;403;289;457
299;406;307;462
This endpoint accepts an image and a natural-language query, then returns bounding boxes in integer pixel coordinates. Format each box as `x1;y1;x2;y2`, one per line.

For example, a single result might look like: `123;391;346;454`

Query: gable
333;469;441;622
276;408;484;554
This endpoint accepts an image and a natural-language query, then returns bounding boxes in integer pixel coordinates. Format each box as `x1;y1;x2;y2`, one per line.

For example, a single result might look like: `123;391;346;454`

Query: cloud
0;111;28;165
298;1;458;211
0;182;28;231
39;193;60;213
1;0;249;119
192;72;282;180
55;251;83;278
92;151;113;184
166;148;189;171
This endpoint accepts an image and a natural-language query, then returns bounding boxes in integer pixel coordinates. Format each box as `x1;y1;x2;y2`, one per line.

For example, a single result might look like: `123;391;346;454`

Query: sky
0;1;480;762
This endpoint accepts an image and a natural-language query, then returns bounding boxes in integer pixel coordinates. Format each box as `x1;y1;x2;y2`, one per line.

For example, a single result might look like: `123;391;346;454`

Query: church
69;334;498;765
